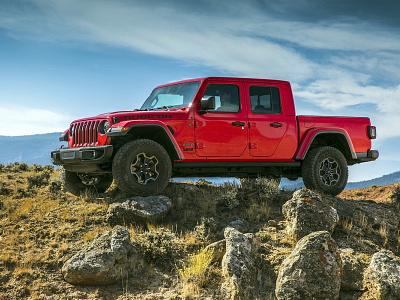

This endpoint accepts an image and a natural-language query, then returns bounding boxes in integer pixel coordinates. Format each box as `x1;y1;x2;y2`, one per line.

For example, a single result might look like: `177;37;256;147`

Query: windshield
140;81;201;110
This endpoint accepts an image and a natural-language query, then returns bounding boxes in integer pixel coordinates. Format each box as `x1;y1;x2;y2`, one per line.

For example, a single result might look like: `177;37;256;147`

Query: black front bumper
51;145;113;173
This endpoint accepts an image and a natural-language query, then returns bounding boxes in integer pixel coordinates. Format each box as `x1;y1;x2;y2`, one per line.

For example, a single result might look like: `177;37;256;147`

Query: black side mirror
198;96;216;115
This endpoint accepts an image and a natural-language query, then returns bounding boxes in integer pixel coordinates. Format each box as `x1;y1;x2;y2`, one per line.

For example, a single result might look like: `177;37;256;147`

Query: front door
195;82;248;157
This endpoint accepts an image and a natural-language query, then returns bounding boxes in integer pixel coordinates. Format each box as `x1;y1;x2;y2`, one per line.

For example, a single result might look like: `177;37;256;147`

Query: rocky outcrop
106;195;172;227
275;231;342;300
62;226;142;285
221;227;257;300
282;189;339;240
363;250;400;300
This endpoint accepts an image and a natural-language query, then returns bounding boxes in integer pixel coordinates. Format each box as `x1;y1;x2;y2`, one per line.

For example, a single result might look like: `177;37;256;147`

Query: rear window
249;86;281;114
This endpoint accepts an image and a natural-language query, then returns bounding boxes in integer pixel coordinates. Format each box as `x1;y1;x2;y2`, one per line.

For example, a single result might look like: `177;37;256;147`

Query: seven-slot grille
71;120;101;147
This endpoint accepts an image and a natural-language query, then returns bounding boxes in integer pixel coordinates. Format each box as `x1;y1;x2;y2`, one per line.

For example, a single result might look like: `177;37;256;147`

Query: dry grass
341;217;354;234
178;247;215;299
0;163;111;298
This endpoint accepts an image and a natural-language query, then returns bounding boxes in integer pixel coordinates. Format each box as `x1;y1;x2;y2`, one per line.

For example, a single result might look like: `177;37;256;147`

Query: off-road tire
60;167;113;196
112;139;172;197
302;146;348;196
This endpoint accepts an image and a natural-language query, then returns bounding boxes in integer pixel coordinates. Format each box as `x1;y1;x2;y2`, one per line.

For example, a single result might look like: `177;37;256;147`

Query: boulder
62;226;142;285
275;231;342;300
205;239;226;263
363;250;400;299
282;189;339;240
339;248;367;291
224;218;249;233
221;228;258;300
106;195;172;227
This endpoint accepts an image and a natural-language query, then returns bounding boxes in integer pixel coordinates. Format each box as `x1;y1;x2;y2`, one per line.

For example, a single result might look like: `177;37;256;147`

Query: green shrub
135;228;182;268
30;164;44;172
27;171;51;189
7;162;29;172
0;182;12;196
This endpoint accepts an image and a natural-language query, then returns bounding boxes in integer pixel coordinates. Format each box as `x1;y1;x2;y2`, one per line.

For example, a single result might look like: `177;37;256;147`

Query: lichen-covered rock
363;250;400;299
224;218;249;233
62;226;142;285
282;189;339;240
339;248;367;291
106;195;172;226
275;231;342;300
221;227;257;300
205;239;226;263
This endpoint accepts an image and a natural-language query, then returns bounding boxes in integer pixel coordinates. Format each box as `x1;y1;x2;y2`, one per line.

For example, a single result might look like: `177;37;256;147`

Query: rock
275;231;342;300
221;227;257;299
224;218;249;233
205;239;226;263
106;195;172;227
62;226;142;285
268;219;278;227
282;189;339;240
339;248;367;291
363;249;400;299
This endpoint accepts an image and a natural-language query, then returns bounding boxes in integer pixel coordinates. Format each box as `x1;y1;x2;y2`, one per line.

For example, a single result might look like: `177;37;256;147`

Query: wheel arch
296;129;357;161
110;123;184;161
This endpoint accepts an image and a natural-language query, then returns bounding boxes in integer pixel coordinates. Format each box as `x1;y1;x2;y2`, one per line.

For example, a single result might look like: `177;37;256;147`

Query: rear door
247;83;288;157
194;81;248;157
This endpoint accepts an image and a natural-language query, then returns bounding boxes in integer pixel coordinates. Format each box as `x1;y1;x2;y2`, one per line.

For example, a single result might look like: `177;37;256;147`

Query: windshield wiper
135;105;173;111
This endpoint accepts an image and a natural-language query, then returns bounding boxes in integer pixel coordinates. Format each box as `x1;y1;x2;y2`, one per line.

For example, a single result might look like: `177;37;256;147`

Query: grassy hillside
1;163;400;299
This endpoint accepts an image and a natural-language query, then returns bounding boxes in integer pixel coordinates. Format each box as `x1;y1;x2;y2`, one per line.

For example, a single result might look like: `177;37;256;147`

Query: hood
71;107;190;124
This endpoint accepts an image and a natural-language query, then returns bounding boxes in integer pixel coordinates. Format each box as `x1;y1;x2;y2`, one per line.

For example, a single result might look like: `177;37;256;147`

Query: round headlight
99;121;109;134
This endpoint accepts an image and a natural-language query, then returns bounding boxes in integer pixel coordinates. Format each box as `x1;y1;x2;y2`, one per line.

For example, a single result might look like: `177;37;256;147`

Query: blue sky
0;0;399;181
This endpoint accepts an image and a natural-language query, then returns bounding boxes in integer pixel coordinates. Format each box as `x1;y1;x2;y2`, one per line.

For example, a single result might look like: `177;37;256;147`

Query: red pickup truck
51;77;378;196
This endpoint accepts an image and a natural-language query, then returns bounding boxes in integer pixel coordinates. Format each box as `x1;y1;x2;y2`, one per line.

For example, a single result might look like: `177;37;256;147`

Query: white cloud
0;0;316;81
0;106;71;136
294;77;400;140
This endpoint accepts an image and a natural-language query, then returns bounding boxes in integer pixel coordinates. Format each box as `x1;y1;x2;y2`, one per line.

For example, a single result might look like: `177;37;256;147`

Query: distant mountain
345;171;400;189
0;133;63;166
0;133;399;190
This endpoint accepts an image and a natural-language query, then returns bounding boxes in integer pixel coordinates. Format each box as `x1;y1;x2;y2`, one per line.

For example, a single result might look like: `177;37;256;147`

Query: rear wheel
302;146;348;196
60;167;113;196
112;139;172;196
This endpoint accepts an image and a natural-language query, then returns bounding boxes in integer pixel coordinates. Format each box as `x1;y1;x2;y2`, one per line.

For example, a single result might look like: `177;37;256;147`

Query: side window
249;86;281;114
203;84;240;113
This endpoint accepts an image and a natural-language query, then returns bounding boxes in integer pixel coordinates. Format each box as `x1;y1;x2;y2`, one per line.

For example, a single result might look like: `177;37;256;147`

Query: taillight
368;126;376;139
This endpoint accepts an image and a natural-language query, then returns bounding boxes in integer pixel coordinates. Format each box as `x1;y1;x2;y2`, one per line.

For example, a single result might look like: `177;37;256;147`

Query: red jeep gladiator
51;77;378;196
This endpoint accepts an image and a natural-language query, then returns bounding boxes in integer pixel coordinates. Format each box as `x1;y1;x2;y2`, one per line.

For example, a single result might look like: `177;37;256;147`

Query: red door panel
247;84;287;157
195;82;248;157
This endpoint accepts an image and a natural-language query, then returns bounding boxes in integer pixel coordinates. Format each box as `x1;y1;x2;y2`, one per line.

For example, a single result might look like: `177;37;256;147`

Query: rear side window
249;86;281;114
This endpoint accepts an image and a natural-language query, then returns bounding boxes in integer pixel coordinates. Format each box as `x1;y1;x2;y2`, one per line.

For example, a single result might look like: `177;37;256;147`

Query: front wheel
302;146;348;196
112;139;172;197
60;167;113;196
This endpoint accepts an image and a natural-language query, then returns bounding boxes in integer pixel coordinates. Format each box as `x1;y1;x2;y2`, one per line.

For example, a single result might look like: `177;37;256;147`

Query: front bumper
51;145;113;173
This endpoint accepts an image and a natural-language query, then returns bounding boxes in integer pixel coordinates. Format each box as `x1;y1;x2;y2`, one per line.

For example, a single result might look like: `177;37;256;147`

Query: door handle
232;122;246;126
270;122;283;127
